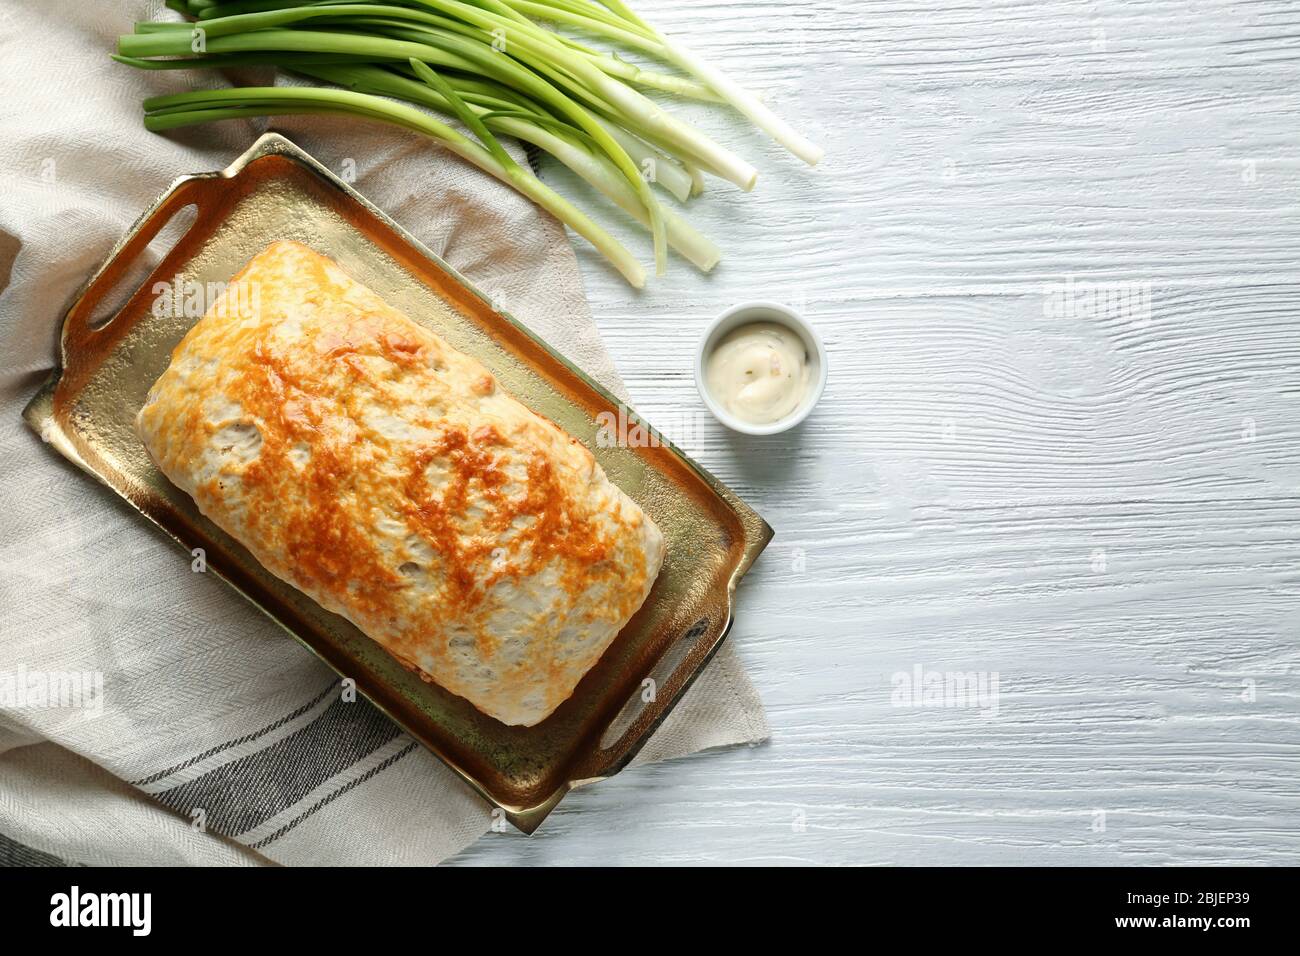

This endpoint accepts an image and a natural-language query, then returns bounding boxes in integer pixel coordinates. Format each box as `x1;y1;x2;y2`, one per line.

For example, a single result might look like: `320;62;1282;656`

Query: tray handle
62;174;220;359
569;602;735;785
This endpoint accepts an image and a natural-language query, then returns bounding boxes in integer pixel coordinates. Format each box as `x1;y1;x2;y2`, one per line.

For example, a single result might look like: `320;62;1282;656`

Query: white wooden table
450;0;1300;864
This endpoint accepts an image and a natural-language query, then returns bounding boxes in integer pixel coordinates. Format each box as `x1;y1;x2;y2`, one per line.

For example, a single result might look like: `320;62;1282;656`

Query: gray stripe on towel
251;741;419;850
0;830;67;867
153;695;402;837
131;679;341;787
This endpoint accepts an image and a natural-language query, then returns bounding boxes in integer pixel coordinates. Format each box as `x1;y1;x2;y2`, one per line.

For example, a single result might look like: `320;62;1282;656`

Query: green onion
593;0;822;163
303;62;718;268
145;84;646;287
118;0;822;285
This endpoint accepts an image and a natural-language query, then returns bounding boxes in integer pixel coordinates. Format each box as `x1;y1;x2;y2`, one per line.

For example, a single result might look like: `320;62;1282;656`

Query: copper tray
22;133;771;833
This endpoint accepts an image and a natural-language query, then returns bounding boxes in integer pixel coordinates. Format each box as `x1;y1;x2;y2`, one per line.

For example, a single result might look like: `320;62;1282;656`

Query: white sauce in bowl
704;321;811;425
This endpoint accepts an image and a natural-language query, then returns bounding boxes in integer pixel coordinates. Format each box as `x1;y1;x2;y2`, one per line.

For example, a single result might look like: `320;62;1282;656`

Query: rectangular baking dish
22;133;772;833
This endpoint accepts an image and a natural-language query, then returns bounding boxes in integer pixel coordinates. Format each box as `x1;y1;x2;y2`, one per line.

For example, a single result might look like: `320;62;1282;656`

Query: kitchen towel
0;0;768;866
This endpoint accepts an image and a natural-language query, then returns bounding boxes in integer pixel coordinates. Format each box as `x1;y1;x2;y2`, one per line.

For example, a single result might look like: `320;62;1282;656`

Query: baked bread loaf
137;241;665;726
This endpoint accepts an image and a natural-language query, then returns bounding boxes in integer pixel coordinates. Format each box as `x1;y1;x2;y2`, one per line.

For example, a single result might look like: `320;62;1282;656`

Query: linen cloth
0;0;768;866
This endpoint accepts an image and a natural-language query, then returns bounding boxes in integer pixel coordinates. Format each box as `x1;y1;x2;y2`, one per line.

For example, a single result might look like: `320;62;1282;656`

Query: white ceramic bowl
694;301;828;436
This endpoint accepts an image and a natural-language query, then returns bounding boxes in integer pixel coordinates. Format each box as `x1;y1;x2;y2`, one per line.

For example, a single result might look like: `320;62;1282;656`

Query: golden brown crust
137;241;665;725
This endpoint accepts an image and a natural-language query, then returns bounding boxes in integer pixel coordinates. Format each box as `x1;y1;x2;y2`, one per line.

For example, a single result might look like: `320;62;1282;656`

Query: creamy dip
704;321;811;425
